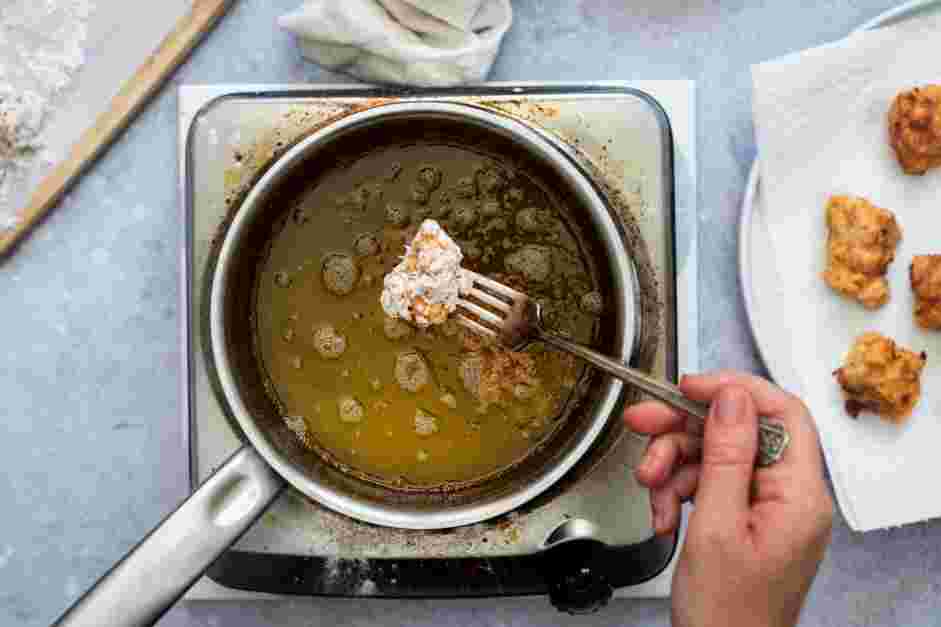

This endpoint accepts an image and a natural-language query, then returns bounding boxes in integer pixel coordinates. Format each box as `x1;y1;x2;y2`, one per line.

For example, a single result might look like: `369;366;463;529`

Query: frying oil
255;143;602;488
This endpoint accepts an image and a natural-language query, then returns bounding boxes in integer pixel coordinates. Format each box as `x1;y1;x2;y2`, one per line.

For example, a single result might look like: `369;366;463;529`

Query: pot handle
52;446;285;627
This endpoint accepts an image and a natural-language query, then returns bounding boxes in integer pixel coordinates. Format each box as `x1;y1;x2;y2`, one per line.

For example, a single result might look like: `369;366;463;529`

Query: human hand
623;372;833;627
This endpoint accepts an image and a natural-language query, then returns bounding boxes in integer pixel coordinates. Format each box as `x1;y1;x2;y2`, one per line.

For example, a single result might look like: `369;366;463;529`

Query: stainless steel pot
54;101;642;627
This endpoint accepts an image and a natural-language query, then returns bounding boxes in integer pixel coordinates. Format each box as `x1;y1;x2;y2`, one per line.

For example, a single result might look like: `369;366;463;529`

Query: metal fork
455;270;789;467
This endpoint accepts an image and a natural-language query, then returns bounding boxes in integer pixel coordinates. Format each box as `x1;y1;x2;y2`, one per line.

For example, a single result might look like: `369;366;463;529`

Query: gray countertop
3;1;939;626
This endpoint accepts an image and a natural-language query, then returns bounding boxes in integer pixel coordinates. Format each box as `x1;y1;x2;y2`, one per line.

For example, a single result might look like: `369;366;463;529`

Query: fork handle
536;331;789;467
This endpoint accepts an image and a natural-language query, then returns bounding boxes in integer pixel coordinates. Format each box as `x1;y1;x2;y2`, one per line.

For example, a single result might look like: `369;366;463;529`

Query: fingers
694;386;758;527
636;432;702;488
623;401;702;487
680;371;825;475
622;400;688;436
650;464;699;535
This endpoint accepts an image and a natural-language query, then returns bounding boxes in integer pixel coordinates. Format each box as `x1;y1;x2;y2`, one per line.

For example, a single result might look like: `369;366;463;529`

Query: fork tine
458;300;503;326
466;270;526;300
456;313;498;339
467;287;511;312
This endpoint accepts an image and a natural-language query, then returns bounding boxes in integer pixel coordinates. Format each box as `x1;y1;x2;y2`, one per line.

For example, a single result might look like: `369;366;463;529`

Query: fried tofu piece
823;195;901;309
888;85;941;175
911;255;941;330
834;332;926;423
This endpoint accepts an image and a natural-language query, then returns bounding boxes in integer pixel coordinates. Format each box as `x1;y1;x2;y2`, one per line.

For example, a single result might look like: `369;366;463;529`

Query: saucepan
54;101;649;626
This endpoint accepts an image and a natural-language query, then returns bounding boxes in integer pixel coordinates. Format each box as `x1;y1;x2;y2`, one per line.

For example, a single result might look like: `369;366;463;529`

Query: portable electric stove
179;82;698;610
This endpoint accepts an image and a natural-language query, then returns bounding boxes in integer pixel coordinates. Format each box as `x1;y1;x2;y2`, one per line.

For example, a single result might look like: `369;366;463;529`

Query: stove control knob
545;541;613;615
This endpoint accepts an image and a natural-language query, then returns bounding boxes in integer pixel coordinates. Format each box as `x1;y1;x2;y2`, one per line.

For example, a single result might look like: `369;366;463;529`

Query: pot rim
209;100;637;529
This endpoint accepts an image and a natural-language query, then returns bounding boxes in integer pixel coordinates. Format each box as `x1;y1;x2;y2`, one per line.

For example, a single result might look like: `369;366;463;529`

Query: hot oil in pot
254;142;606;489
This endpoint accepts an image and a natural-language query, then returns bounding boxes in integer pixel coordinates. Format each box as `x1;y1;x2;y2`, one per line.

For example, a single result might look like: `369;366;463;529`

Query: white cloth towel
278;0;512;87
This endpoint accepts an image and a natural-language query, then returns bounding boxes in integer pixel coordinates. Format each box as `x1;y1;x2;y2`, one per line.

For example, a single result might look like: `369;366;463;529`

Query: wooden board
0;0;234;257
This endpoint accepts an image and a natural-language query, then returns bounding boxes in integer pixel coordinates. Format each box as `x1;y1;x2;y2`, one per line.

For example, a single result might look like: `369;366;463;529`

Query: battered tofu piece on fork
910;254;941;330
822;195;901;309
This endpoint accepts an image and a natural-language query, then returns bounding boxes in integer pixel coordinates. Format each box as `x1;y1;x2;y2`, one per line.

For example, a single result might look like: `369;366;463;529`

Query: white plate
740;0;941;389
739;0;941;528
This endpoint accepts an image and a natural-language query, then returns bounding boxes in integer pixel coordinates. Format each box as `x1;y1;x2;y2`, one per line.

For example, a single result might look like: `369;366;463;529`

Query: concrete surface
3;1;940;626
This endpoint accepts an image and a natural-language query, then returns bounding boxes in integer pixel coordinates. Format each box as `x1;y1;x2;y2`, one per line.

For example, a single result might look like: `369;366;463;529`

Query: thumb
695;386;758;527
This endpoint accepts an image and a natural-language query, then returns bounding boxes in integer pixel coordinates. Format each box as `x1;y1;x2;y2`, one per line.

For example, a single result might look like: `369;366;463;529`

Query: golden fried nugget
911;254;941;330
823;195;901;309
833;332;926;423
888;85;941;175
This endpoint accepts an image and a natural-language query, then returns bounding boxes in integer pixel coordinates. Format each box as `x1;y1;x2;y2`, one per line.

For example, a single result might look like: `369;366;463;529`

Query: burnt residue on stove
252;490;529;561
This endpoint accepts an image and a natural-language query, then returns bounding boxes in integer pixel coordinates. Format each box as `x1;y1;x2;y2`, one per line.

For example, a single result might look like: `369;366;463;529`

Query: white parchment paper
752;13;941;531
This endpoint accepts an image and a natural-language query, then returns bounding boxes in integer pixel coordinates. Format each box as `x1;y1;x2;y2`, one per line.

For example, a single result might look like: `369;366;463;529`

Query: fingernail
713;387;745;427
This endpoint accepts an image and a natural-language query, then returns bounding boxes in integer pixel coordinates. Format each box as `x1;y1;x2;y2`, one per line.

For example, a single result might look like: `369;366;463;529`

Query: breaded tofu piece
888;85;941;175
911;255;941;330
833;332;926;423
823;195;901;309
